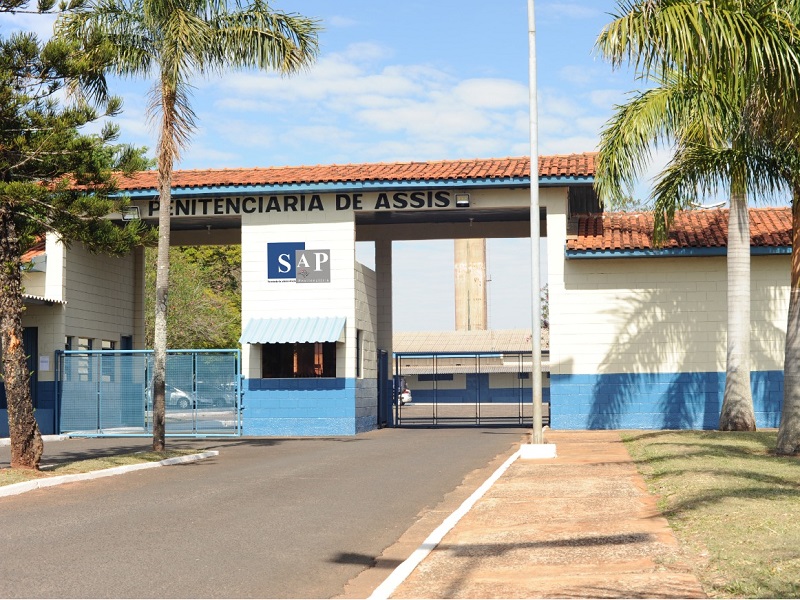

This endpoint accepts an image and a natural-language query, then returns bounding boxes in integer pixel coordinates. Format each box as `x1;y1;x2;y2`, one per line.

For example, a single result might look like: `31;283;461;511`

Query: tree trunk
0;206;43;469
777;193;800;453
152;83;178;453
719;191;756;431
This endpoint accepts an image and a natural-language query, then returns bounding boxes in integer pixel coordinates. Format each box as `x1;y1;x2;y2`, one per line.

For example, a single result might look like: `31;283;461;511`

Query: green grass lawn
623;430;800;598
0;449;199;488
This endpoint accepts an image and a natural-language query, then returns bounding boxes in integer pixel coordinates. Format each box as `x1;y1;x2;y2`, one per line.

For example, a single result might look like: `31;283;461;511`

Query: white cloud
540;135;600;156
329;15;358;28
187;42;535;167
179;143;241;167
487;238;534;329
453;79;528;109
339;41;393;62
0;11;56;40
589;88;627;110
558;65;594;86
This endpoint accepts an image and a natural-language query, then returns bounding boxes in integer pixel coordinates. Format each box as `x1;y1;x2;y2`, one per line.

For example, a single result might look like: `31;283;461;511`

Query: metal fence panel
59;349;240;437
395;352;547;427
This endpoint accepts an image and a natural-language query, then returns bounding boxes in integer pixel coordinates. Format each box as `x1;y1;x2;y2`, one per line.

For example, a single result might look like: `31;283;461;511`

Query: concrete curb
0;451;220;498
367;448;522;600
0;434;69;447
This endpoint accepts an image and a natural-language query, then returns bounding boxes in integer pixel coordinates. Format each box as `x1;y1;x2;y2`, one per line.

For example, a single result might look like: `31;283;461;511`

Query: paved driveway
0;427;526;598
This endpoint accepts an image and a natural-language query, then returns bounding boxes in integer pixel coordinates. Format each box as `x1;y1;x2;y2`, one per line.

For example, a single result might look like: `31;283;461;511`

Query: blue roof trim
117;175;594;198
566;246;791;259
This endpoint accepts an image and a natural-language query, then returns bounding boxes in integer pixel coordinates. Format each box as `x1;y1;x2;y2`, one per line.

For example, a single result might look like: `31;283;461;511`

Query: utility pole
528;0;543;445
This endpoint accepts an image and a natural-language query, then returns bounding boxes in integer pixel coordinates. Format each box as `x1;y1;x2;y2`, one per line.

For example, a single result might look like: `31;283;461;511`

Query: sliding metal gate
58;349;241;437
394;351;549;427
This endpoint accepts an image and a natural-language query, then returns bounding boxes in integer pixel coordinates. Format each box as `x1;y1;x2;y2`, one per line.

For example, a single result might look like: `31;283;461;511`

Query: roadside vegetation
0;449;198;487
623;431;800;598
144;245;241;349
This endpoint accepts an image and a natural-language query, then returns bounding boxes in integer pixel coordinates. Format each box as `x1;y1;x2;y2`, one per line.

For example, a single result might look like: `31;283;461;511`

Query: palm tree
777;169;800;453
766;132;800;453
56;0;319;450
595;0;800;431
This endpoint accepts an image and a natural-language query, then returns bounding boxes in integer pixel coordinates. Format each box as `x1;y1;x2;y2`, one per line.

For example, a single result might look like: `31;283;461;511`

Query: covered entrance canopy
114;153;598;243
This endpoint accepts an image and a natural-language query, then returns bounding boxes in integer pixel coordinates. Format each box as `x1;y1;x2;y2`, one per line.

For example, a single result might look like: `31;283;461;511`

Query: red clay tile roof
568;207;792;251
114;153;597;191
21;238;46;262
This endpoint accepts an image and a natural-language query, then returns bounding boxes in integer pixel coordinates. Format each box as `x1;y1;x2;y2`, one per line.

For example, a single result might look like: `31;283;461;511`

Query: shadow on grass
622;431;800;598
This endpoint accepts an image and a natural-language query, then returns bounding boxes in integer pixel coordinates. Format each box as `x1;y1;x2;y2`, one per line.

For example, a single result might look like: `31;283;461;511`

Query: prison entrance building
4;153;792;436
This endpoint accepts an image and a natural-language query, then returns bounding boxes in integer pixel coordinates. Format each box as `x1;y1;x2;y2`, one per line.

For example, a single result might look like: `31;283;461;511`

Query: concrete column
454;238;488;330
375;239;393;365
133;246;146;349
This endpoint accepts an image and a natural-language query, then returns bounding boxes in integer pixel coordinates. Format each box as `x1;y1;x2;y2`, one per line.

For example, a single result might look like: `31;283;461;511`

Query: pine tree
0;7;151;468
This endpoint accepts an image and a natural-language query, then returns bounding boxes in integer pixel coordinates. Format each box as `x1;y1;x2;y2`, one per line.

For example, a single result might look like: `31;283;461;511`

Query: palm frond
598;0;800;102
210;0;319;75
650;140;789;243
595;71;730;207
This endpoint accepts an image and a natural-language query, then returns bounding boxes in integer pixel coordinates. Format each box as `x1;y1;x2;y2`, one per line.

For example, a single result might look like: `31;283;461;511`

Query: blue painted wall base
242;378;378;436
550;371;783;430
0;381;57;437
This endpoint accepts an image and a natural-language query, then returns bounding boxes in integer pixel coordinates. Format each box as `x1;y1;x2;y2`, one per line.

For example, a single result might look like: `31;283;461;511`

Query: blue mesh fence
58;349;241;437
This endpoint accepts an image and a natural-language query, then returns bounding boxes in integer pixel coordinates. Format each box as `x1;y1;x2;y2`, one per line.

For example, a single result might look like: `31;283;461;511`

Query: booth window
101;340;115;382
77;337;92;381
261;342;336;378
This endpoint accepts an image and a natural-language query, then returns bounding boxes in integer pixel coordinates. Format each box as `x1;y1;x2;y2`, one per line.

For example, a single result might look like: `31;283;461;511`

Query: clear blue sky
2;1;646;331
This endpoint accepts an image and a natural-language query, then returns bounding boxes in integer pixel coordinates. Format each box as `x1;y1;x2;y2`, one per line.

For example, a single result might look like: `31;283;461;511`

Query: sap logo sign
268;242;305;279
267;242;331;283
295;249;331;283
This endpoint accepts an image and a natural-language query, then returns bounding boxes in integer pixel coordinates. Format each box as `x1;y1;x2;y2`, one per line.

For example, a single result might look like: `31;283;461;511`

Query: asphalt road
0;427;527;598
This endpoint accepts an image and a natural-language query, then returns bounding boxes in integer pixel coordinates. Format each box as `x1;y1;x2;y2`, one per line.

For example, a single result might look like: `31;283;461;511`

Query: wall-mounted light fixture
455;193;470;208
122;206;140;221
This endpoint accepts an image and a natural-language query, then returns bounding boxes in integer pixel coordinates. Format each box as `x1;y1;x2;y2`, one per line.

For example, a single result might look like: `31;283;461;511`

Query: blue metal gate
394;351;549;427
57;349;241;437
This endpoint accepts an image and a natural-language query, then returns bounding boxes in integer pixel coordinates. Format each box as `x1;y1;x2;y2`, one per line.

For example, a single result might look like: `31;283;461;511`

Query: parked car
167;385;194;409
149;382;237;410
146;384;195;410
398;387;412;405
196;381;237;407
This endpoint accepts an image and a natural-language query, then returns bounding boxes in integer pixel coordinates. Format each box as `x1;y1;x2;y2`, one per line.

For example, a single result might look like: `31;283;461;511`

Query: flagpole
528;0;543;445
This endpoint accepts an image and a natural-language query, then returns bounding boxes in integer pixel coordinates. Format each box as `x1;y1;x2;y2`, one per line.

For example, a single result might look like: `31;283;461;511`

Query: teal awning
239;316;346;344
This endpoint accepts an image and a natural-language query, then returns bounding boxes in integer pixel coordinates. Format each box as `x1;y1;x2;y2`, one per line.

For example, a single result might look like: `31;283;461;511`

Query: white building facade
2;236;144;436
547;208;789;429
9;152;790;437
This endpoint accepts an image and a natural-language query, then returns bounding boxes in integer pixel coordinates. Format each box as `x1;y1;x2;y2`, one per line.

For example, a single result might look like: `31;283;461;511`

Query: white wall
355;262;378;379
355;262;379;427
547;201;790;377
19;238;139;382
63;243;137;346
23;272;46;297
21;304;64;383
240;206;357;379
